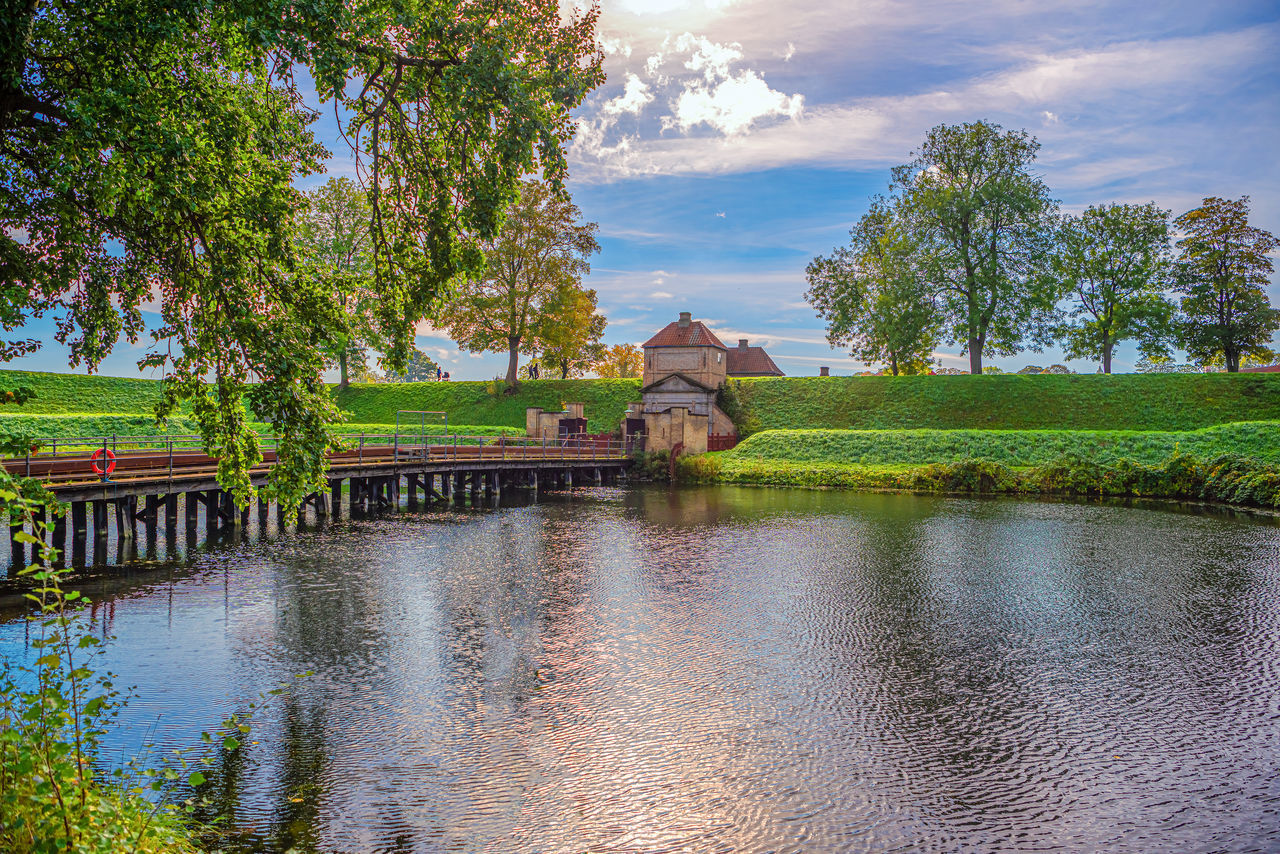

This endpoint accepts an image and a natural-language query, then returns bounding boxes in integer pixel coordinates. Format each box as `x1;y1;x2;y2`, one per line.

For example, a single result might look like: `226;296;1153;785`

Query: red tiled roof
726;344;784;377
642;320;727;349
1242;365;1280;372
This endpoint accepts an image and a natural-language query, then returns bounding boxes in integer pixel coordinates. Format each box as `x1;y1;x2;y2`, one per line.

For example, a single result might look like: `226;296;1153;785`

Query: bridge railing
3;431;634;483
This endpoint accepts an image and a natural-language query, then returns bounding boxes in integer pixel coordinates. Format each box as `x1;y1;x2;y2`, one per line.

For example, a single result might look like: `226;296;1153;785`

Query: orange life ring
90;448;116;476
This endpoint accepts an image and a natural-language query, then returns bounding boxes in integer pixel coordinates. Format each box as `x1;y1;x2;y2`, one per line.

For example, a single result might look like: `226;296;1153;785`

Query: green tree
891;121;1059;374
384;347;442;382
1053;203;1176;373
1174;197;1280;372
297;178;378;389
806;199;940;375
0;0;603;506
436;181;600;388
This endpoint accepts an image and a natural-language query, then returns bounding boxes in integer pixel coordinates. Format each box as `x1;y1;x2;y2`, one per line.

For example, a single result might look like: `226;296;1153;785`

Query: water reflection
2;487;1279;852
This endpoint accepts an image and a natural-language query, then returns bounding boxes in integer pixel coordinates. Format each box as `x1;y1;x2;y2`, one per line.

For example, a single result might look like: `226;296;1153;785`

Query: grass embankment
332;378;641;433
5;368;1280;433
0;369;641;434
681;423;1280;510
731;372;1280;431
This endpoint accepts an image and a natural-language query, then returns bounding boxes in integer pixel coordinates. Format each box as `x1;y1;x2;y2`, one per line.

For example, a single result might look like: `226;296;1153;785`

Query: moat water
3;486;1280;852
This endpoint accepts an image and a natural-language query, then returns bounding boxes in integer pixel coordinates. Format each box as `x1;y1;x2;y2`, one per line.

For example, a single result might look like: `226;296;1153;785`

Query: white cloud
573;26;1276;181
601;73;654;116
666;68;803;135
651;290;675;299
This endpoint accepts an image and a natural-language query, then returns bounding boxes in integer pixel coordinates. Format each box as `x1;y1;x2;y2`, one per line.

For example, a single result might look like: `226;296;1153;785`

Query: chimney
738;339;749;350
678;311;692;328
819;366;830;377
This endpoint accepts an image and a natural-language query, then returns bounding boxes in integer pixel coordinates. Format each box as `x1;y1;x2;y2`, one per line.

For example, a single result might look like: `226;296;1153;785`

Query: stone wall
642;346;727;389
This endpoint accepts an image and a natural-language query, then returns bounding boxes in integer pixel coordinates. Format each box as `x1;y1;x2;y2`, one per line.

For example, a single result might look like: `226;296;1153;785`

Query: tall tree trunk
1226;347;1240;372
506;336;520;387
1102;340;1113;374
968;339;983;375
338;349;349;389
889;354;899;376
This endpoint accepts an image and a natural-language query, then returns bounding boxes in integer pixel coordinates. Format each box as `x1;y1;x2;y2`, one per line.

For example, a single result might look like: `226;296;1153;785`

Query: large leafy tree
1174;197;1279;372
384;347;442;382
1053;203;1176;373
436;181;601;387
0;0;603;505
892;121;1058;374
539;285;606;379
297;177;379;389
592;343;643;379
806;199;939;376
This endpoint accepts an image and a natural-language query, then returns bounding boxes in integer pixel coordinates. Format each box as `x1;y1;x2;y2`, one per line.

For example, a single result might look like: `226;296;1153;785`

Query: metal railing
2;431;634;485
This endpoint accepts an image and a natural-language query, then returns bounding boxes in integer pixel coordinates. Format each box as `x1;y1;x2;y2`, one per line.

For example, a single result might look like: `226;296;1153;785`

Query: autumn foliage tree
592;344;644;378
1174;197;1280;372
436;181;601;388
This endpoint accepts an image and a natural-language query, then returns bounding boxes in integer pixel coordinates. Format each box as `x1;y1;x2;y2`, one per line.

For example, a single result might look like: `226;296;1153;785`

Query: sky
9;0;1280;380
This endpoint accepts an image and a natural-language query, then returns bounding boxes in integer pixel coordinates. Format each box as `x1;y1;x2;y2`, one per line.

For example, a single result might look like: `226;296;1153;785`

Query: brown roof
726;340;784;377
1242;365;1280;373
642;320;727;349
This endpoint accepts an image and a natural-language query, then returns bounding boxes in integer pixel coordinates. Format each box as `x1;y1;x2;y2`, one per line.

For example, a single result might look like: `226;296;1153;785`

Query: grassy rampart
2;368;1278;435
730;373;1280;432
728;423;1280;467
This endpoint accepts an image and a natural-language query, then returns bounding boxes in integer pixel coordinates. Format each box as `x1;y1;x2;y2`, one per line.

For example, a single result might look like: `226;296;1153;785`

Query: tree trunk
1226;347;1240;372
1102;340;1113;375
338;349;349;389
889;354;899;376
559;359;569;380
968;339;983;375
506;337;520;387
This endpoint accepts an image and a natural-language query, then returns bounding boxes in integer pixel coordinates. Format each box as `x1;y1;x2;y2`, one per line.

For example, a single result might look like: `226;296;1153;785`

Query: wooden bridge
4;432;633;573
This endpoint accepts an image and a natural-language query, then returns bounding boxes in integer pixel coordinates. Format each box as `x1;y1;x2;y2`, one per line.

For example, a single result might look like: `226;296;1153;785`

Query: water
3;486;1280;852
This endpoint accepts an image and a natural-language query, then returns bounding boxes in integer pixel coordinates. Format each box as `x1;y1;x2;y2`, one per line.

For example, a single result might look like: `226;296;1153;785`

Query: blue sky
10;0;1279;379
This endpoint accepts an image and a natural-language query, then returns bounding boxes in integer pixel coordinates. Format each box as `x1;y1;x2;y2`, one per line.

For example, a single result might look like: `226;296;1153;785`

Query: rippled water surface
4;487;1280;852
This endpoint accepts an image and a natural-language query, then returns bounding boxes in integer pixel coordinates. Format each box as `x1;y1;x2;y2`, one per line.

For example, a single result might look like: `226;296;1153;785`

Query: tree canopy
592;343;644;379
891;121;1059;374
1174;197;1280;373
435;181;601;388
1052;203;1175;373
806;198;939;375
0;0;603;505
297;177;378;389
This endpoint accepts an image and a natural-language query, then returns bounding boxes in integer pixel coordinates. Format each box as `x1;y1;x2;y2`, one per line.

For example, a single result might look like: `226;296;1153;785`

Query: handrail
4;430;633;485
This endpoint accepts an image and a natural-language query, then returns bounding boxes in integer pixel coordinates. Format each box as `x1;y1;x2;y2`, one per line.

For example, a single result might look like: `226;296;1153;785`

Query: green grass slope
5;368;1279;434
332;378;641;433
0;369;169;414
732;373;1280;431
728;422;1280;467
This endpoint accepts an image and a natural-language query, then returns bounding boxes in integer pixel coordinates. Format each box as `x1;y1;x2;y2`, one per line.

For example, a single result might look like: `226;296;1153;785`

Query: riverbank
677;429;1280;511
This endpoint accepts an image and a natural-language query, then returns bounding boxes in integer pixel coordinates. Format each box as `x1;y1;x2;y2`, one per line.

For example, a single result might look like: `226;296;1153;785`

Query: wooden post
206;490;220;536
330;479;343;519
406;473;419;510
165;493;178;535
52;510;66;567
185;492;199;531
114;498;128;541
9;518;24;574
92;500;108;565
